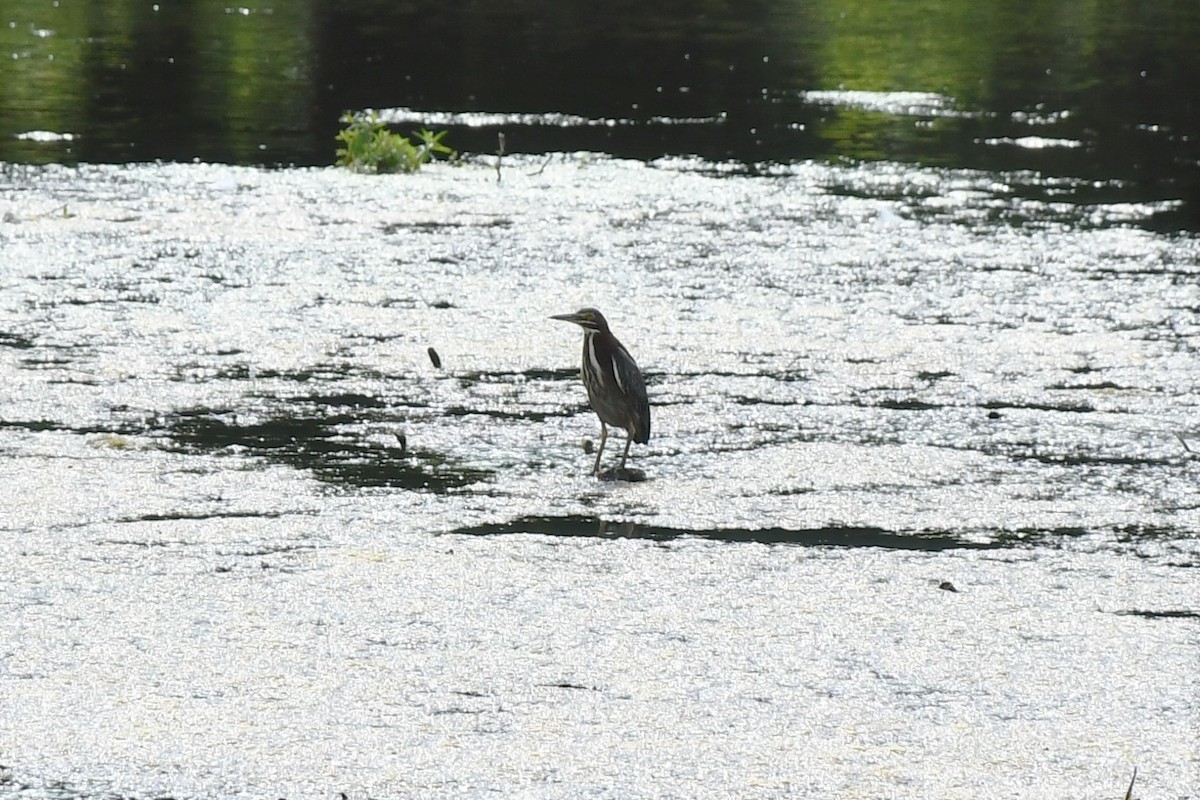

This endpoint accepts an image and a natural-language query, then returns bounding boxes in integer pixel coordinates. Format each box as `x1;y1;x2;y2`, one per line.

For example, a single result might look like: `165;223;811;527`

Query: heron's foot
596;466;648;482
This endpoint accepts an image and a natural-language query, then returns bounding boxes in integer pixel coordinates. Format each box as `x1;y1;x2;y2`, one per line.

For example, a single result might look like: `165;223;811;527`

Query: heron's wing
611;343;651;444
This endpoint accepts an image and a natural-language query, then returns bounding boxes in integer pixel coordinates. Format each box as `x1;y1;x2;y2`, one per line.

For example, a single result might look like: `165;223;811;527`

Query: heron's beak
550;312;583;324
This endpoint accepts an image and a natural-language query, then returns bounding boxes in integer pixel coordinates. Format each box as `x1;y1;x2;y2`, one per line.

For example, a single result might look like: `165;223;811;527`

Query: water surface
1;156;1197;798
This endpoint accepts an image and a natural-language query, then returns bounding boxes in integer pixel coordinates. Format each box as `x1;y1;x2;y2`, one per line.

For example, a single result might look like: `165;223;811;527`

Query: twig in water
1123;766;1137;800
24;203;72;220
1174;431;1194;454
495;132;505;184
529;153;553;176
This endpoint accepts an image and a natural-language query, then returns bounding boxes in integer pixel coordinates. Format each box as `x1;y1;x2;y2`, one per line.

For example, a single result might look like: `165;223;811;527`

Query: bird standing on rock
550;307;651;479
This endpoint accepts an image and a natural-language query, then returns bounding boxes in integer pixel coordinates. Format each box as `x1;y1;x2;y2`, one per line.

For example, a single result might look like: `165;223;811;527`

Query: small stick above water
1124;766;1136;800
495;132;505;184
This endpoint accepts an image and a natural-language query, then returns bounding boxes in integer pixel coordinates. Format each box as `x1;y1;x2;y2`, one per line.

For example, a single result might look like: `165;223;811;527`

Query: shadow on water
1113;609;1200;620
451;515;1004;550
453;519;1199;552
0;333;36;350
166;407;490;492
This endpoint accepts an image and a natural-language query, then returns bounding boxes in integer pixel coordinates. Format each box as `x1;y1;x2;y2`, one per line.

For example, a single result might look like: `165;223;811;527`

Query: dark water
1;0;1199;227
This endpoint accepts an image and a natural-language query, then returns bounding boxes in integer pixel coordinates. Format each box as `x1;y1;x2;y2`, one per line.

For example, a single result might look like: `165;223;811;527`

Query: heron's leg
592;422;608;475
619;430;633;469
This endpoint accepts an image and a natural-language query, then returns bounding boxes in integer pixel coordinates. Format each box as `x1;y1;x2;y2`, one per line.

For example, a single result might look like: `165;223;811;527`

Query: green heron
550;307;651;476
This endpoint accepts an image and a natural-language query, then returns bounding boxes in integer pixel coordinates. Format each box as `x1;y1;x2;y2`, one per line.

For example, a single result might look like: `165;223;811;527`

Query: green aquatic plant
334;113;454;174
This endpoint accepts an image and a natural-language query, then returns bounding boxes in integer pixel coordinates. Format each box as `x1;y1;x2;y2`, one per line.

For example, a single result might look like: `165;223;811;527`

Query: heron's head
550;307;609;333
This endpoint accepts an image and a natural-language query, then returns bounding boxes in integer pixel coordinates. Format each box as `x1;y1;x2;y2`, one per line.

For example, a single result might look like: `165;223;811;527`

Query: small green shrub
335;113;454;174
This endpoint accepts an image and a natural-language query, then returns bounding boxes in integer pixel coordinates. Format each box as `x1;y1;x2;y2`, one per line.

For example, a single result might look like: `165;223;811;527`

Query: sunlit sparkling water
1;155;1197;799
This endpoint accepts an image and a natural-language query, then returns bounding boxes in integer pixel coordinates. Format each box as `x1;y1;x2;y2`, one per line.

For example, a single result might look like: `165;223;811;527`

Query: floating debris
797;90;975;118
15;130;76;142
373;106;724;129
979;135;1083;149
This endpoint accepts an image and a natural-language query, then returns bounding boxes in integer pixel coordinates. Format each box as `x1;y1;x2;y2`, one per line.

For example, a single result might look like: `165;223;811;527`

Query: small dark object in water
582;438;594;455
987;410;1002;420
396;431;408;454
938;581;958;593
427;346;442;369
